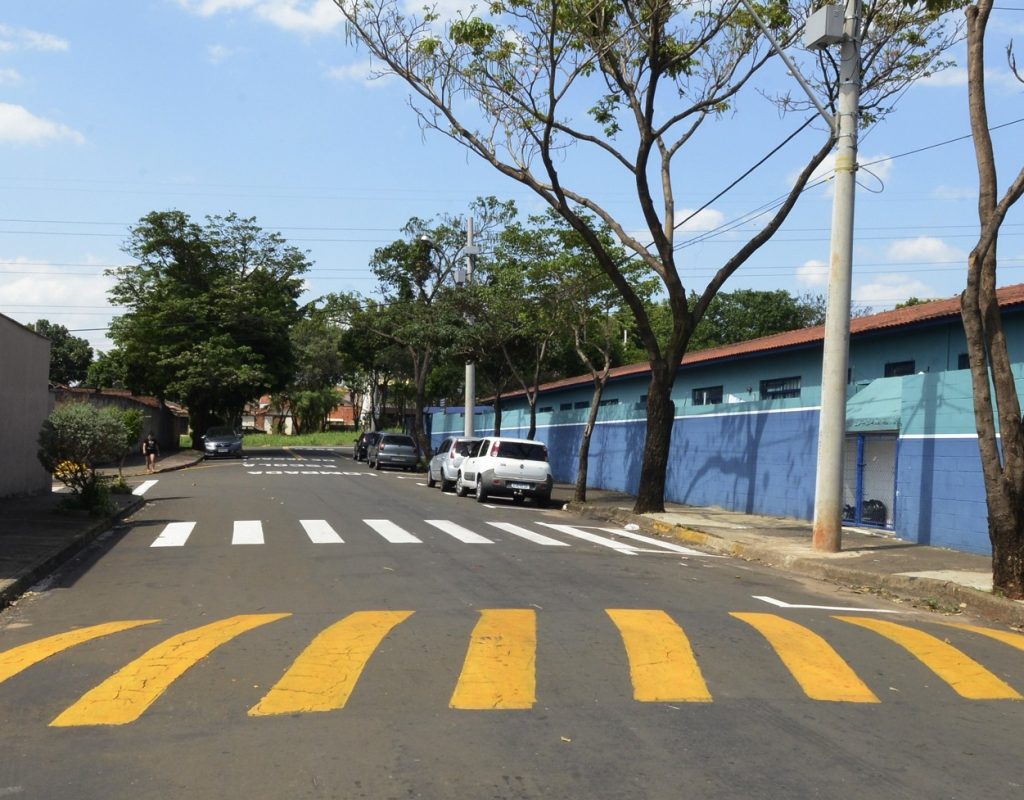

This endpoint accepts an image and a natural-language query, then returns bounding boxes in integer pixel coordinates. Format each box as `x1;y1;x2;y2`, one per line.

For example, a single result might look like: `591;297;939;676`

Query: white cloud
675;208;725;233
177;0;342;34
932;185;976;202
918;66;1022;92
207;43;235;64
324;61;385;86
853;274;937;308
0;103;85;145
0;68;22;85
796;259;828;287
0;24;69;52
886;236;964;264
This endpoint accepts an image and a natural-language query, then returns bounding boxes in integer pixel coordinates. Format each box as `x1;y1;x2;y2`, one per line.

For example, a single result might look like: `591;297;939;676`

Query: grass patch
244;431;361;448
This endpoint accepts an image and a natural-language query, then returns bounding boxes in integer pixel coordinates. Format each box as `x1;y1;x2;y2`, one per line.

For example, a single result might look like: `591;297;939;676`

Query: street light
421;223;479;437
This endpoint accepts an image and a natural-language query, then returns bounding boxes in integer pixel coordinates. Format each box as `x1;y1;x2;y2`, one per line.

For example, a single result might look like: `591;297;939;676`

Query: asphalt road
1;448;1022;799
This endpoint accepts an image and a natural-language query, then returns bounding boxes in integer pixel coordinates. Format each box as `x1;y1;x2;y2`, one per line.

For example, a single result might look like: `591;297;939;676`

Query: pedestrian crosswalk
2;611;1021;727
144;517;712;555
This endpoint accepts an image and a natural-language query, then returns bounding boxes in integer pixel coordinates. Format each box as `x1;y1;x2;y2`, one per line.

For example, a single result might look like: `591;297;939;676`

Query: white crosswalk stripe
300;519;344;544
535;523;643;555
232;520;264;545
486;522;570;546
363;519;422;544
423;520;494;544
150;522;196;548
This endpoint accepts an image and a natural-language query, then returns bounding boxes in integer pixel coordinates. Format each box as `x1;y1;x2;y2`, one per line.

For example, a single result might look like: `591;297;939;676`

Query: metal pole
812;0;861;552
464;217;476;437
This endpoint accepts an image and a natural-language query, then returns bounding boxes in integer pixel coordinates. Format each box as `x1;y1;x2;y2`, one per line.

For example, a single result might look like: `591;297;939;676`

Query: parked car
427;436;481;492
455;436;553;506
368;433;422;471
353;431;381;462
202;426;243;459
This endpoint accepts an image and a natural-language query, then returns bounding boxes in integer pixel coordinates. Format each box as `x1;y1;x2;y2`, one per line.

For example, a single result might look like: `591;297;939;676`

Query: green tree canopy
107;211;310;445
29;319;93;385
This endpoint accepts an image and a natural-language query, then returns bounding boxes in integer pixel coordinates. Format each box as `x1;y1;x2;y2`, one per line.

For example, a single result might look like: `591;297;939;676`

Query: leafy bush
37;403;136;514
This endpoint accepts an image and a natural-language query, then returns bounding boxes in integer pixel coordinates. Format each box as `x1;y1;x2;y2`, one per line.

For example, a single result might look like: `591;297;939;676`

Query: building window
692;386;723;406
574;401;589;410
560;402;572;411
884;360;915;377
760;376;801;400
957;353;970;370
538;406;553;413
598;398;619;407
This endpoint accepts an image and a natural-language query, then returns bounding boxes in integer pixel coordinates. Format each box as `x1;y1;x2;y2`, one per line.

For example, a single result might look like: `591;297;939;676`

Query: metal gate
842;433;897;529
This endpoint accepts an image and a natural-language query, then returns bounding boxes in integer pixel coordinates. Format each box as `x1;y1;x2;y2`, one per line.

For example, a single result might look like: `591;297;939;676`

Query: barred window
692;386;723;406
760;376;801;400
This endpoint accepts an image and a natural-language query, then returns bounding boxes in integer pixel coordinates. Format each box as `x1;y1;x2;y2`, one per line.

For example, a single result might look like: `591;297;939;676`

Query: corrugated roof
511;283;1024;398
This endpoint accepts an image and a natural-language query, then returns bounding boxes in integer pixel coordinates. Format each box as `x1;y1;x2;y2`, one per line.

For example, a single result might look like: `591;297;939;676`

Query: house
52;386;188;453
428;285;1024;556
0;313;52;497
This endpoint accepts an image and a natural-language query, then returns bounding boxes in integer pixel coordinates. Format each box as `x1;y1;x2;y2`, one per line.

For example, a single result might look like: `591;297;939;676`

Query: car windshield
206;426;238;438
383;435;416;447
497;442;547;461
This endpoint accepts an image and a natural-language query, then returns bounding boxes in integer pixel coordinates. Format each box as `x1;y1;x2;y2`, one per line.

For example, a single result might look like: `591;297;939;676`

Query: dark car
367;433;421;471
353;431;381;462
202;426;243;459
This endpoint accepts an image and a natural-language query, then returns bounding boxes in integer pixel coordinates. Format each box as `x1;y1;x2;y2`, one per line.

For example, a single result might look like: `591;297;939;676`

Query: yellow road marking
0;620;160;686
249;610;413;716
50;613;290;727
836;616;1022;700
284;447;303;460
935;621;1024;653
450;609;536;710
606;609;711;702
731;613;879;703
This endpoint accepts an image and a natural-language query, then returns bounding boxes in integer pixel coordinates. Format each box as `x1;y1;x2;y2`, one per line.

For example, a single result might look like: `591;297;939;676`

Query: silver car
367;433;422;471
202;425;243;459
427;437;481;492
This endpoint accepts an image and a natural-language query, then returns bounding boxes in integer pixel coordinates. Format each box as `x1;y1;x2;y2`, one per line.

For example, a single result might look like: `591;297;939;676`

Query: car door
462;439;487;484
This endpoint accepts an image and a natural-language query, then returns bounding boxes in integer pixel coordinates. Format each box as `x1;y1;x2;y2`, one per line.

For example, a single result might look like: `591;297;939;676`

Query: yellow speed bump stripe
731;613;880;703
836;616;1022;700
0;620;160;686
249;610;414;716
450;609;536;710
934;621;1024;653
607;609;711;702
50;613;290;727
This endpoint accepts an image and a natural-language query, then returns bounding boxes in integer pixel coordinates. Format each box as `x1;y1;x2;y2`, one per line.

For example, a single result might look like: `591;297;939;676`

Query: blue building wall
428;309;1024;557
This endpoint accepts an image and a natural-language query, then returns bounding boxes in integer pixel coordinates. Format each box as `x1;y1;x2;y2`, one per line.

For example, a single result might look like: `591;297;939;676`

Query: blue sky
1;0;1022;353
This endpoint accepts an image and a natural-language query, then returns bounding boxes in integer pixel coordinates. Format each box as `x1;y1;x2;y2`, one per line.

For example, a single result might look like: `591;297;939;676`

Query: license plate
508;482;531;490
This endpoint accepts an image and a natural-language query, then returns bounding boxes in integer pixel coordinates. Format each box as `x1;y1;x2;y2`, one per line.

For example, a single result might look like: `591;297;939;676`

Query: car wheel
455;474;469;497
374;458;383;471
475;481;488;503
427;469;436;488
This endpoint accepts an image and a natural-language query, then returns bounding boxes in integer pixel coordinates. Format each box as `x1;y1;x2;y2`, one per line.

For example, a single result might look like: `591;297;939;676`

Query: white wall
0;314;52;496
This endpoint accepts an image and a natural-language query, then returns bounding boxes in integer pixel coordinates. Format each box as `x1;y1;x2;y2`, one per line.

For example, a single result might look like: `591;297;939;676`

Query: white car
427;436;481;491
455;436;554;507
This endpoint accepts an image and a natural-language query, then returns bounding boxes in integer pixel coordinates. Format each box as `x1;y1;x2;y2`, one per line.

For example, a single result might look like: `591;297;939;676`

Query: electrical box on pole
804;5;845;49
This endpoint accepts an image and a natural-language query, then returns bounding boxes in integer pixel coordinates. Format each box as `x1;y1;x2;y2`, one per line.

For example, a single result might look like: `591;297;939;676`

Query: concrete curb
0;495;146;612
566;501;1024;629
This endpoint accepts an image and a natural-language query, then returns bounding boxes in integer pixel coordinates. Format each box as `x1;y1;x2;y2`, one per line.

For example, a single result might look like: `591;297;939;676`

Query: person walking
142;432;160;473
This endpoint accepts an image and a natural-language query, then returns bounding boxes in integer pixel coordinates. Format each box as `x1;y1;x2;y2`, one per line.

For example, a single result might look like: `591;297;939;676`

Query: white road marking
300;520;344;544
132;480;158;496
486;522;570;547
150;521;196;548
536;523;641;555
233;520;264;545
595;527;722;557
753;595;903;613
364;519;422;544
424;520;494;544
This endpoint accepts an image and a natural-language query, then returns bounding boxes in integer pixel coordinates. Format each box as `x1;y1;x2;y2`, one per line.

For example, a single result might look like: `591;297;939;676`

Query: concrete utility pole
812;0;862;552
464;218;477;437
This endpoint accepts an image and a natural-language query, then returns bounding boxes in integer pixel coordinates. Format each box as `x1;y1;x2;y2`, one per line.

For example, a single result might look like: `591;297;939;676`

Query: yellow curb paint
607;609;711;702
249;610;413;716
731;613;879;703
0;620;160;686
935;621;1024;653
450;609;536;710
836;616;1022;700
50;613;290;727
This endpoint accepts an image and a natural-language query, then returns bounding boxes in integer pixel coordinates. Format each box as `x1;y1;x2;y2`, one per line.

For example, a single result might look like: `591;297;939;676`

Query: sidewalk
565;486;1024;628
1;450;1021;628
0;449;203;610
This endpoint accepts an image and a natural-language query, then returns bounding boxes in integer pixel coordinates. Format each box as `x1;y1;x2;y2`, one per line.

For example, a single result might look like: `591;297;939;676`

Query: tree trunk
634;363;676;513
573;377;607;504
492;395;503;436
526;396;538;441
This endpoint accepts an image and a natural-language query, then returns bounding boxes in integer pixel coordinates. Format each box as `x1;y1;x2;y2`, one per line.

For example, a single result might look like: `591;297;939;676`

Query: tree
107;211;309;447
956;0;1024;597
687;289;827;351
85;348;128;389
335;0;959;513
275;310;347;433
29;319;93;385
